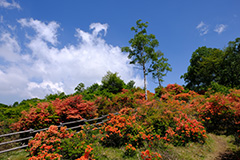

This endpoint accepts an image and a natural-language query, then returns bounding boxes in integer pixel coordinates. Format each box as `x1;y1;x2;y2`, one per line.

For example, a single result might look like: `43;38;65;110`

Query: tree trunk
158;77;162;88
143;64;147;100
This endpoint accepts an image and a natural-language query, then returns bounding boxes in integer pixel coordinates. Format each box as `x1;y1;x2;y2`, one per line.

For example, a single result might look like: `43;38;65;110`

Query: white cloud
196;21;209;36
214;24;227;34
27;81;64;98
0;32;21;62
0;0;20;9
0;19;143;104
18;18;60;45
196;21;204;29
90;23;108;36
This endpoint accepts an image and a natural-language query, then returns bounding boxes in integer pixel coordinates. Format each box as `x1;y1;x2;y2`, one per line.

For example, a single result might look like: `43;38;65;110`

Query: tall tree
149;50;172;87
122;19;159;99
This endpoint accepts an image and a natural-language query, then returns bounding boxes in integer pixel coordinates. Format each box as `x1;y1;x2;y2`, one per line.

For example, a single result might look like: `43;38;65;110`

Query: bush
27;125;74;158
124;143;137;157
100;113;145;148
141;149;162;160
165;84;184;95
197;93;238;134
11;95;97;131
164;113;207;146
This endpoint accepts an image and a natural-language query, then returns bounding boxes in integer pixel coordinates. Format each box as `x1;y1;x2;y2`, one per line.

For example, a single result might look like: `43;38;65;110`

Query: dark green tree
86;83;100;93
150;50;172;87
220;38;240;88
181;47;223;91
181;38;240;91
126;80;135;89
122;19;159;99
75;83;85;93
101;71;125;94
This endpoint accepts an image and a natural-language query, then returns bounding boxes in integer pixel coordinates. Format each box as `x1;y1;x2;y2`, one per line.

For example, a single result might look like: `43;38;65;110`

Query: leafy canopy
181;37;240;91
101;71;125;94
150;50;172;87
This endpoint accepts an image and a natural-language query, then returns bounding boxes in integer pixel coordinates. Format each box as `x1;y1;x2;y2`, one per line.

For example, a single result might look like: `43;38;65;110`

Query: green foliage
0;103;9;108
182;38;240;91
206;82;231;95
75;83;85;93
220;38;240;88
150;50;172;87
87;83;100;93
122;19;159;100
45;92;67;101
0;98;42;133
56;127;96;160
101;71;125;94
126;80;135;89
181;46;223;91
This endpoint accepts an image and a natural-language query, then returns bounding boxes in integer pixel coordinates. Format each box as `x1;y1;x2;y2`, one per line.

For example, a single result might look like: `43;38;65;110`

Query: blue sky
0;0;240;105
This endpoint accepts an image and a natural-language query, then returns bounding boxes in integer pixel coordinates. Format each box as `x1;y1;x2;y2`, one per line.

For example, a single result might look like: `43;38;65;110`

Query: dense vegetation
1;82;240;159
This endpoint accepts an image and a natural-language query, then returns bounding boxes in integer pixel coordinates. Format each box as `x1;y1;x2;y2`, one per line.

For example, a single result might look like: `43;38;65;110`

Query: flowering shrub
164;113;207;146
27;125;74;158
52;95;97;121
141;149;162;160
11;103;59;131
100;113;145;147
95;89;145;116
174;93;192;102
11;95;97;131
55;131;89;159
75;145;94;160
165;84;184;95
136;97;207;146
124;143;136;157
27;125;96;160
28;151;62;160
197;93;238;134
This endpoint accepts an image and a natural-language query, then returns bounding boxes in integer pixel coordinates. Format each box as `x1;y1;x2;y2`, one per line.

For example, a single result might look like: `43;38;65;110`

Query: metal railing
0;112;119;154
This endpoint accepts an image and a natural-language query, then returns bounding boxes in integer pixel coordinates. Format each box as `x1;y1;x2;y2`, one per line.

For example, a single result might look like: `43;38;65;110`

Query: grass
166;133;240;160
0;149;28;160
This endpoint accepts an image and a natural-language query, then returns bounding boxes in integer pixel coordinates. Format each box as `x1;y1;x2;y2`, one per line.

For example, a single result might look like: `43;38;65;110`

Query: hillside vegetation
0;83;240;160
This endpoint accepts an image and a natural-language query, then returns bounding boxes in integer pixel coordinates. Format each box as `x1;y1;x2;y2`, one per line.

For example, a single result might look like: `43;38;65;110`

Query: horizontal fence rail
0;112;119;154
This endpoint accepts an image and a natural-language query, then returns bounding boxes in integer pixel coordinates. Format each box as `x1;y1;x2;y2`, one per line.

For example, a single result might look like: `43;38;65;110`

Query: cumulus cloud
18;18;60;45
0;32;21;62
0;0;20;9
28;81;64;98
0;19;143;104
214;24;227;34
196;21;209;36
